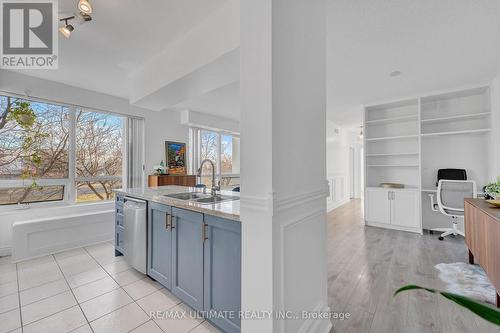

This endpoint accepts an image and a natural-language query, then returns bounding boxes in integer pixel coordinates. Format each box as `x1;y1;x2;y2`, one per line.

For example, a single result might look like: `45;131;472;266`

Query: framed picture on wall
165;141;187;175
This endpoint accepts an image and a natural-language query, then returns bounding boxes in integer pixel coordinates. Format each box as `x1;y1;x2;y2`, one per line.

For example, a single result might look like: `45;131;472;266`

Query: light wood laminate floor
327;199;499;333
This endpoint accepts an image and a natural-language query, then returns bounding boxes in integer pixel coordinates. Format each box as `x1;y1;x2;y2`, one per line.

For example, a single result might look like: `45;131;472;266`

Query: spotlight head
78;0;92;14
79;13;92;22
59;24;74;38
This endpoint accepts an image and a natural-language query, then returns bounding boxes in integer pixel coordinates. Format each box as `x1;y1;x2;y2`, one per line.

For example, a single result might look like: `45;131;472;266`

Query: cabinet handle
165;213;171;230
202;223;208;242
171;216;176;229
388;191;391;200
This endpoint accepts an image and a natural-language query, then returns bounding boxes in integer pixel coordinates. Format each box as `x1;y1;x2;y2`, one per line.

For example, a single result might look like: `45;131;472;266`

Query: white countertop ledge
114;186;240;221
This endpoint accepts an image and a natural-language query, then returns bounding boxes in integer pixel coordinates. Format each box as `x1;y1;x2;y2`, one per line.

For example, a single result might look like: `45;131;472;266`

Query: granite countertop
114;186;240;221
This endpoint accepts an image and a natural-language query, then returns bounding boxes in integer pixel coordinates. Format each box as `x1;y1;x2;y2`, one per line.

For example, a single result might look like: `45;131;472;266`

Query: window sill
0;200;113;216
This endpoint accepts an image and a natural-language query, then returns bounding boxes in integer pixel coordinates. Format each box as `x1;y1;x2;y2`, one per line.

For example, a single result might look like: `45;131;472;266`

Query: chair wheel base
438;236;444;241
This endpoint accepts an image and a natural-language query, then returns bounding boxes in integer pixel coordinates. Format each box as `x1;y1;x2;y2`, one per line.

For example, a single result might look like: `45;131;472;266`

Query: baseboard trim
365;220;422;234
327;198;350;212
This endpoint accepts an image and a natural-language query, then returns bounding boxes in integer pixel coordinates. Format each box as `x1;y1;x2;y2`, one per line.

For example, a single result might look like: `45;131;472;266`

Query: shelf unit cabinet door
171;207;204;312
365;189;390;224
204;216;241;333
148;202;173;289
391;191;419;228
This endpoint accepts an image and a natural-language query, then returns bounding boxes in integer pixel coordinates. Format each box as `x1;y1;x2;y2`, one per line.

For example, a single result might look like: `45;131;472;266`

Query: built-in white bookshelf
364;98;420;189
363;85;492;234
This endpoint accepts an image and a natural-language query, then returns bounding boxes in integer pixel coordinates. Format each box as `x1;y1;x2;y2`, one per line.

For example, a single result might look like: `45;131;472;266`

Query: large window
75;111;123;202
0;94;124;206
192;128;240;190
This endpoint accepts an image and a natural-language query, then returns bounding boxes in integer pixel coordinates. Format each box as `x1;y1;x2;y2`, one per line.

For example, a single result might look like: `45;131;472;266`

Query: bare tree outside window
0;96;69;204
199;130;219;187
0;95;124;205
76;111;123;202
196;129;240;189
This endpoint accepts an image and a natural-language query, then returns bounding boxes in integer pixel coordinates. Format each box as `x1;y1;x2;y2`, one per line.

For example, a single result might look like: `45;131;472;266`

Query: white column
240;0;330;332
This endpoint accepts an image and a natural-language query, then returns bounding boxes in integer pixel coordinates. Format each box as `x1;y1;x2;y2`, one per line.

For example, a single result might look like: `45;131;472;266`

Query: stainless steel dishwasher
123;197;147;274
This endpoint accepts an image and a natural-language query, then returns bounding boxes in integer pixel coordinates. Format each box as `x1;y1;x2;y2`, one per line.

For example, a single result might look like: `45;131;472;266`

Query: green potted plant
484;176;500;200
395;285;500;326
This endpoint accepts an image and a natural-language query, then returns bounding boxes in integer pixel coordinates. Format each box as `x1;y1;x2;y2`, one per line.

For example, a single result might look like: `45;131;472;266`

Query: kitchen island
114;186;241;333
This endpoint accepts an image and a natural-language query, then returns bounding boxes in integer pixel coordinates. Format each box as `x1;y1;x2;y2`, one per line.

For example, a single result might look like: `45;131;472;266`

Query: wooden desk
464;198;500;307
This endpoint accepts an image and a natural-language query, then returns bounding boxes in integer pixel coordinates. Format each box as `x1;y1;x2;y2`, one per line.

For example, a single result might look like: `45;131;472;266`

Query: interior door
365;189;390;224
391;190;419;228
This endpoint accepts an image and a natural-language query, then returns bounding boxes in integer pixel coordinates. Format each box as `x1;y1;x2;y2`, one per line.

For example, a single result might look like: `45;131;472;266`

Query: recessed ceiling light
389;70;401;77
78;0;92;14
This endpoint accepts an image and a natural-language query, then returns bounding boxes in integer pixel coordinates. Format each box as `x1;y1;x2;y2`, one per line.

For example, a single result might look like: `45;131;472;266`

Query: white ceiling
172;82;240;120
327;0;500;125
183;0;500;125
13;0;228;98
11;0;500;126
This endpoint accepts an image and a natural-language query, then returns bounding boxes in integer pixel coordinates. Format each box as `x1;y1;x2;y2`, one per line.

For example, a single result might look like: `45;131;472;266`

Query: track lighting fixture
59;1;94;39
78;0;92;14
59;16;75;38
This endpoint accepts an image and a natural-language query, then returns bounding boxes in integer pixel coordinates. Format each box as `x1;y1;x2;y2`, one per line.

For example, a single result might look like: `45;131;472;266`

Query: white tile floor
0;241;221;333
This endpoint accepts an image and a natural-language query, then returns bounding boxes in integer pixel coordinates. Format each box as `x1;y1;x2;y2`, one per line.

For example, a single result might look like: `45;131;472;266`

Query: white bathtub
4;202;114;262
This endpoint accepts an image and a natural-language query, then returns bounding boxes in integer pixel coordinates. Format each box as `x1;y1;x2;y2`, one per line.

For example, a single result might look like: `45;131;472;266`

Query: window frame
0;92;129;208
190;127;240;186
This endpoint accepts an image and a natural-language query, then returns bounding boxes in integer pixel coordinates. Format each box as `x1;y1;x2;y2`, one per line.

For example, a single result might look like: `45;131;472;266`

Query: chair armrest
428;193;439;212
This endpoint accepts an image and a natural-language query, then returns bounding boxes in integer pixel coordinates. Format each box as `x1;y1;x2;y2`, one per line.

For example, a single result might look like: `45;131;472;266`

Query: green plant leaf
440;292;500;325
395;285;500;326
394;284;436;296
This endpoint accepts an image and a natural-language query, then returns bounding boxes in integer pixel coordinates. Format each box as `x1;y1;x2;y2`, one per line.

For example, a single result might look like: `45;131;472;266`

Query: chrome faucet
197;159;220;196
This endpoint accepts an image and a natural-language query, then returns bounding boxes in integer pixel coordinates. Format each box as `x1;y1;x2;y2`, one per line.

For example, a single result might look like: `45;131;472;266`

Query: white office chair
429;179;477;240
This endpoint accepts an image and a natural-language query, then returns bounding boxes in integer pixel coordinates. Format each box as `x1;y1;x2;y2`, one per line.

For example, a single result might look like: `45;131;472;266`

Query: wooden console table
148;174;196;187
464;198;500;307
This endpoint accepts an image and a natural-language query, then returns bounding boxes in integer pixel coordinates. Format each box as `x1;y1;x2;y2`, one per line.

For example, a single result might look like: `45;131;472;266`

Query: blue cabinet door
204;215;241;333
148;202;173;289
171;207;204;312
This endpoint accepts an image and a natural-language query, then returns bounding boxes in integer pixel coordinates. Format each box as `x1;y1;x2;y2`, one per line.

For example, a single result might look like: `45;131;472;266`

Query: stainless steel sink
163;192;239;205
164;192;209;200
196;195;239;205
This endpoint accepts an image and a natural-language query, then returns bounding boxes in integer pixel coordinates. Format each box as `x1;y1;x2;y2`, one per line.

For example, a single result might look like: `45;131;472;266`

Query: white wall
0;70;189;255
489;74;500;178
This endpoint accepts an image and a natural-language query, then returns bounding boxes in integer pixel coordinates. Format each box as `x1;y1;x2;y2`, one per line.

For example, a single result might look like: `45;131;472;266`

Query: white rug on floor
435;262;496;304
